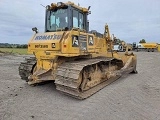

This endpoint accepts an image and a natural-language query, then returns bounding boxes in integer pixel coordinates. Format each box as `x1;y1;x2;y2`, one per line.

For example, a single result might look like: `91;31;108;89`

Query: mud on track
0;52;160;120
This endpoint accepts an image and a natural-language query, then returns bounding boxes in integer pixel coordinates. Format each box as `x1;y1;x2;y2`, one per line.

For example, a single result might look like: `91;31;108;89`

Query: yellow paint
27;25;112;78
27;2;137;84
140;43;157;49
49;1;89;13
158;44;160;52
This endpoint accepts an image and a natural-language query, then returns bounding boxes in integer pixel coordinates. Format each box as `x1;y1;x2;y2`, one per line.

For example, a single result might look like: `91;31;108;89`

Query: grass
0;48;28;55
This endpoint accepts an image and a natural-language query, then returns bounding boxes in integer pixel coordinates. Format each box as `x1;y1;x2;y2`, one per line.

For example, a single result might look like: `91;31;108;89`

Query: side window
50;15;56;25
65;17;68;23
79;13;84;29
50;14;59;29
73;10;78;28
56;17;60;27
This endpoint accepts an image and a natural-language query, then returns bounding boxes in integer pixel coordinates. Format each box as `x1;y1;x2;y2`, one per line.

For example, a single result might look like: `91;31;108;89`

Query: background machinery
132;42;137;51
136;43;158;52
113;36;132;52
19;1;137;99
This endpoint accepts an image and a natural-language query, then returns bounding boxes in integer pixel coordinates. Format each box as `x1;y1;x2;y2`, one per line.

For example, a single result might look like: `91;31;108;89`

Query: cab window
79;13;84;29
73;10;78;28
72;10;84;29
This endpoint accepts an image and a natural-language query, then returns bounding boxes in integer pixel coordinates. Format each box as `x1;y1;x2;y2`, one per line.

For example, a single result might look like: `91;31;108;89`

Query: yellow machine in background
137;43;158;52
158;44;160;52
113;38;132;52
120;41;133;51
19;1;137;99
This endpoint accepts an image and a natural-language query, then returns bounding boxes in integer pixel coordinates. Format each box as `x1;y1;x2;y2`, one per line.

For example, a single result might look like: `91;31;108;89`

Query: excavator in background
118;41;133;51
19;1;137;99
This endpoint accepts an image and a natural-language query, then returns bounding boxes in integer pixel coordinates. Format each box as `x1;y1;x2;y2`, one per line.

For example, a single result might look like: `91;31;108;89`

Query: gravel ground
0;52;160;120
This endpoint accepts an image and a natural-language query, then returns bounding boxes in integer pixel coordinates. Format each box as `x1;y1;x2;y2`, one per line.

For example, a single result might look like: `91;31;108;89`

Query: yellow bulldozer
19;1;137;99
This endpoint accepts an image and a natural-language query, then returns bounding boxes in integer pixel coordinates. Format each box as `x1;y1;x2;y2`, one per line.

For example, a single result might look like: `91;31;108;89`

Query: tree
139;39;146;43
113;38;124;45
22;44;28;48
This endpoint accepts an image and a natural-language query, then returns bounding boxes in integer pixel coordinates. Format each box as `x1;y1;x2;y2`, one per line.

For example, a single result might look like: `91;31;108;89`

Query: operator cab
45;2;89;32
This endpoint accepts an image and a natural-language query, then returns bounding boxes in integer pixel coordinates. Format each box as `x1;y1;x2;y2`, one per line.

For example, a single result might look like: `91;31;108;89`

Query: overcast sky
0;0;160;44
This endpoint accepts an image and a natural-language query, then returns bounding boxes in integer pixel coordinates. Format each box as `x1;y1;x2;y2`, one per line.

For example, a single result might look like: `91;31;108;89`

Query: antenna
88;6;91;10
40;4;46;8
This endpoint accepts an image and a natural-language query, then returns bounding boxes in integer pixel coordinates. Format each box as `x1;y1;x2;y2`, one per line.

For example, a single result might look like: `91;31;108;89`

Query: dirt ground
0;52;160;120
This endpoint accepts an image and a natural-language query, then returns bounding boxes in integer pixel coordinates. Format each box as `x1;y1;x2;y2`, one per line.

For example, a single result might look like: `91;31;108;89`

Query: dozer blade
55;56;137;99
18;56;54;85
19;57;36;81
27;68;54;85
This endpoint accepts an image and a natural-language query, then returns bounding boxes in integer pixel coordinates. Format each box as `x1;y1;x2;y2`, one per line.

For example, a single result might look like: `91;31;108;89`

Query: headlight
56;2;68;8
46;5;50;10
51;3;57;9
57;2;62;7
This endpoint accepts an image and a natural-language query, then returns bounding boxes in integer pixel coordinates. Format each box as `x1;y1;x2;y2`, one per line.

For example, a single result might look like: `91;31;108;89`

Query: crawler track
18;57;36;81
55;57;124;99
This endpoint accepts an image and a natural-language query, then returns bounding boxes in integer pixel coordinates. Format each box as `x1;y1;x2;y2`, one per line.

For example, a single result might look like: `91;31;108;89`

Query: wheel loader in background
19;1;137;99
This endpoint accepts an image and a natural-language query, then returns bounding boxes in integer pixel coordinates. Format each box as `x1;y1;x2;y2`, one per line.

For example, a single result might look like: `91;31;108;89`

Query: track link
55;57;123;99
18;57;36;81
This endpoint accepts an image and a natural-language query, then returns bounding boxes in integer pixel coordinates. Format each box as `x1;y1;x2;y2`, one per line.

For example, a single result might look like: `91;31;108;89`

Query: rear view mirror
32;27;38;33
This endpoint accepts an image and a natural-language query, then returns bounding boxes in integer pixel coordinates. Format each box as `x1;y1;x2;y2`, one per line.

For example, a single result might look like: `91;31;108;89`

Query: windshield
46;9;68;32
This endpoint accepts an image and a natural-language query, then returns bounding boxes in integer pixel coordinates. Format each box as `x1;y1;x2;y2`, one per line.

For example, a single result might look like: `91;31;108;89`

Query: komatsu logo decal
34;34;62;40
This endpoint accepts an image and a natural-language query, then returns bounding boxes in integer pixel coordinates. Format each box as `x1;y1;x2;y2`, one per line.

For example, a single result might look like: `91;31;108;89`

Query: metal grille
79;34;87;41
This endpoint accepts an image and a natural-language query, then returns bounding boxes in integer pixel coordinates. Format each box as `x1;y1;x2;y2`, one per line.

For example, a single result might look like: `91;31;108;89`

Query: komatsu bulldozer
19;1;137;99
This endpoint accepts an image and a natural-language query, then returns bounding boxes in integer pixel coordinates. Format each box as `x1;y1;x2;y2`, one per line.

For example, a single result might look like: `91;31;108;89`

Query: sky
0;0;160;44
